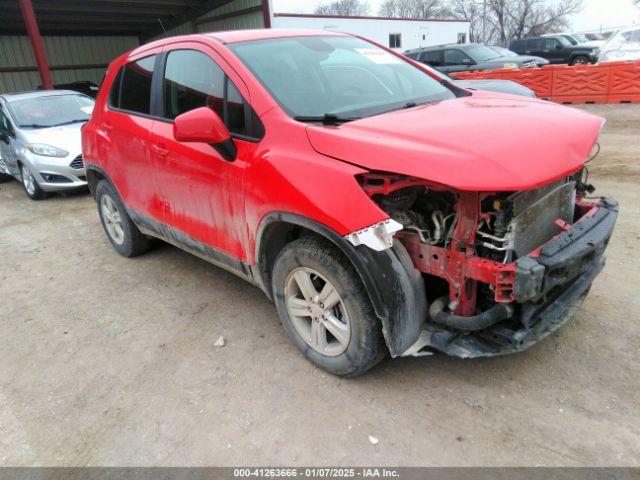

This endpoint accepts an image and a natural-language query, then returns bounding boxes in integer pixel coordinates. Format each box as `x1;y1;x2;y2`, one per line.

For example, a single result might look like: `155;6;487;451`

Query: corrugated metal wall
1;0;265;94
197;0;264;32
149;0;264;41
0;35;138;94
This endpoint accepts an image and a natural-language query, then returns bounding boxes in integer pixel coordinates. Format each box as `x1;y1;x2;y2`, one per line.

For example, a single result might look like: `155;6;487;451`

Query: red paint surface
83;31;604;283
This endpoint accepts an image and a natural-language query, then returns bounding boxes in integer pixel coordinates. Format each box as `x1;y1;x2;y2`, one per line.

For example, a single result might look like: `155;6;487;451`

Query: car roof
206;28;348;43
0;89;81;103
127;29;352;58
406;43;482;53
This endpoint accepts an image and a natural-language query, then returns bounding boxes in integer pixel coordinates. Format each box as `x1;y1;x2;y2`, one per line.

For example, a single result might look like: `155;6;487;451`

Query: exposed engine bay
356;170;617;357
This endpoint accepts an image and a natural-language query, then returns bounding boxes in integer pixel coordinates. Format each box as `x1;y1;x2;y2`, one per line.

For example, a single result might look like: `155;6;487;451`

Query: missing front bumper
405;258;603;358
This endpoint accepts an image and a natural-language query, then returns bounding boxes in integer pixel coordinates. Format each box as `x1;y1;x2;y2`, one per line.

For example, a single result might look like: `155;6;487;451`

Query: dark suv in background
509;36;597;65
405;43;548;73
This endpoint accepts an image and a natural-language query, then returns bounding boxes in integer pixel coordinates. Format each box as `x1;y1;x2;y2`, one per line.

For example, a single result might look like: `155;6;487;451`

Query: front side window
162;49;249;136
544;39;560;50
163;49;224;120
116;55;156;115
230;36;456;119
443;49;472;65
8;94;94;128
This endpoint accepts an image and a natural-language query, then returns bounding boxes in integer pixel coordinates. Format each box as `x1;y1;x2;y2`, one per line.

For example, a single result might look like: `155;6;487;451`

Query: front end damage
347;171;618;358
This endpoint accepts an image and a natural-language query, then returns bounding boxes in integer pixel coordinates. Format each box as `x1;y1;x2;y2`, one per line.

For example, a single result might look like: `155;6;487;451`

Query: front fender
255;212;426;357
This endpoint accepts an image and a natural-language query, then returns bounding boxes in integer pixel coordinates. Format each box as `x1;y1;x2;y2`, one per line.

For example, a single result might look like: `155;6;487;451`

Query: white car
598;27;640;62
0;90;94;199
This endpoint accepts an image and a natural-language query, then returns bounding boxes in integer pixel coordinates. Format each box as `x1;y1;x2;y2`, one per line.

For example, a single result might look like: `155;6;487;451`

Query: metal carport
0;0;271;93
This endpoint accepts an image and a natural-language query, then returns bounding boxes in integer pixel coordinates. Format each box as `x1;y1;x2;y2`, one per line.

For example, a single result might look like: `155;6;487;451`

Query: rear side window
526;39;544;50
112;55;156;115
163;49;224;120
419;50;442;66
510;40;525;51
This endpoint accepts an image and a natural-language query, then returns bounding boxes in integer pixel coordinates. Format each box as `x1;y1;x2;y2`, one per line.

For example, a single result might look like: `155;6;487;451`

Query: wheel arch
254;212;427;357
85;164;110;197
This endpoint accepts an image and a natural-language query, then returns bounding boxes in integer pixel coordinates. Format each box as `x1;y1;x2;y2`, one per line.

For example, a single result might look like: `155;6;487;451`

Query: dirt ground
1;104;639;467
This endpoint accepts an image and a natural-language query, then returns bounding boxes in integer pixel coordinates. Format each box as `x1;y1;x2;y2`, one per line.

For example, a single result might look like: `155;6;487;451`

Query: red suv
82;29;618;376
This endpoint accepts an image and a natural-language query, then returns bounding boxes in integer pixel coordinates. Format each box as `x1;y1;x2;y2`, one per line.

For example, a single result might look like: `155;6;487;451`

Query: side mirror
173;107;236;161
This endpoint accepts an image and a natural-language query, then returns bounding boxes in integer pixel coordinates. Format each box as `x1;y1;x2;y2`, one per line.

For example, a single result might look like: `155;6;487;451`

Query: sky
272;0;640;32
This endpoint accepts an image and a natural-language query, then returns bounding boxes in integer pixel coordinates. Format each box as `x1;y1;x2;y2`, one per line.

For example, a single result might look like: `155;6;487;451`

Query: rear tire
20;164;47;200
95;180;151;257
272;236;387;377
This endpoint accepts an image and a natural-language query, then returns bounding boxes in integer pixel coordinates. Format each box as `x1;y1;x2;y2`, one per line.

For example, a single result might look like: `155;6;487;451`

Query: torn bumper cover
406;197;618;358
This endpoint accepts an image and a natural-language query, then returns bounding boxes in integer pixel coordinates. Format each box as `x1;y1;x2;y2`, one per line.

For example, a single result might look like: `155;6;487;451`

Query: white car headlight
503;62;518;69
26;143;69;158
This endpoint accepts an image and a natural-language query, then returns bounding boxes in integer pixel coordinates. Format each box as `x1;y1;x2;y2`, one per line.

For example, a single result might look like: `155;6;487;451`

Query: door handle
103;122;113;131
152;144;169;157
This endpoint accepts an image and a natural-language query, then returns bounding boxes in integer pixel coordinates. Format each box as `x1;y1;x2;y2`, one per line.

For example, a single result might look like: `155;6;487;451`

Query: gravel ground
0;104;639;467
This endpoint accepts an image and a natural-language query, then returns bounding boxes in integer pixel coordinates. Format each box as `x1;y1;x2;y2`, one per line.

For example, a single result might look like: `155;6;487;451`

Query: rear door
99;49;163;222
149;43;260;264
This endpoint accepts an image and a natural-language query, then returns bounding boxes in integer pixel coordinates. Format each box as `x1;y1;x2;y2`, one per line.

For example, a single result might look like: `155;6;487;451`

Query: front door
0;106;17;176
441;48;475;73
149;44;256;265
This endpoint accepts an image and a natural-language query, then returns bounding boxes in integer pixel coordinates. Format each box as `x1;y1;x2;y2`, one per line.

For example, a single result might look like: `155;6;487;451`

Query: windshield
572;33;589;43
8;94;94;128
465;45;502;61
490;46;517;57
230;36;456;119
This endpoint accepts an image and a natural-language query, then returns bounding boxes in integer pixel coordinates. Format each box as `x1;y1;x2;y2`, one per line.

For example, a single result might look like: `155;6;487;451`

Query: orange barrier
451;61;640;104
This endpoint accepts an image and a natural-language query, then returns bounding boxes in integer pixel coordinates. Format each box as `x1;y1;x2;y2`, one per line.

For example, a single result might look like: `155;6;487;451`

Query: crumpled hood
19;122;83;156
306;92;604;191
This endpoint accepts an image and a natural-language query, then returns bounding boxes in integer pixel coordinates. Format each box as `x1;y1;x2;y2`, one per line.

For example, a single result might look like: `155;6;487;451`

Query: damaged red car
82;30;618;376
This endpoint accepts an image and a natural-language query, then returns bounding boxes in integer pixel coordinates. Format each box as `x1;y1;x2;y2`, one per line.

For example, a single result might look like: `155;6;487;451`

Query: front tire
95;180;151;257
570;55;589;65
272;236;386;377
20;164;47;200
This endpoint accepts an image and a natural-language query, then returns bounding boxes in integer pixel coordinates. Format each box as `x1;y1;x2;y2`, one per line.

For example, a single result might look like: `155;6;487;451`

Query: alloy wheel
21;165;36;196
284;267;351;356
100;194;125;245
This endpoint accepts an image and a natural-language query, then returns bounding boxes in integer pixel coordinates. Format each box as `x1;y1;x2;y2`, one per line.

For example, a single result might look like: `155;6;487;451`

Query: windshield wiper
376;101;423;116
294;113;360;125
50;119;88;127
19;123;50;129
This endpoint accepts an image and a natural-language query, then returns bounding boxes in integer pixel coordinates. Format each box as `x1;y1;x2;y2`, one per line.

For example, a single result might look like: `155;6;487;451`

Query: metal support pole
262;0;272;28
19;0;53;90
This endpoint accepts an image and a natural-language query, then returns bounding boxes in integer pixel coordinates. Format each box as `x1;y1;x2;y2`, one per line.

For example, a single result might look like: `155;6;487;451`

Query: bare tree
314;0;370;15
379;0;445;18
444;0;489;42
443;0;583;45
